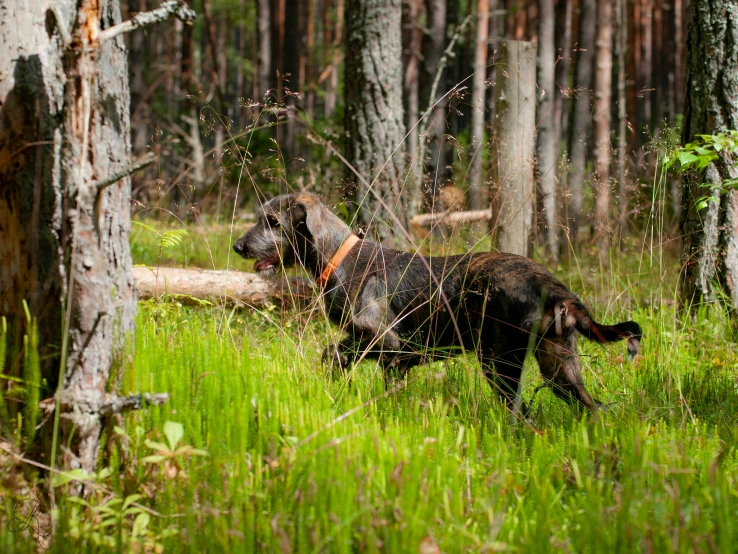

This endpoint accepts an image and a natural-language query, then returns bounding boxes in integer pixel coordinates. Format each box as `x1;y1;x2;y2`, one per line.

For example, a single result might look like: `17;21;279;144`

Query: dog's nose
233;241;246;256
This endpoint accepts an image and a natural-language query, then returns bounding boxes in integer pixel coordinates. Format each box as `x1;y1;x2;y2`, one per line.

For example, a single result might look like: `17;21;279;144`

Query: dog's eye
266;215;280;228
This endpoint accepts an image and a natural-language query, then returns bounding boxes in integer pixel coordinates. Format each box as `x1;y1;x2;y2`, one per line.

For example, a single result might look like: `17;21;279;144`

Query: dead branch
93;152;156;191
99;0;196;43
40;392;170;417
410;208;493;227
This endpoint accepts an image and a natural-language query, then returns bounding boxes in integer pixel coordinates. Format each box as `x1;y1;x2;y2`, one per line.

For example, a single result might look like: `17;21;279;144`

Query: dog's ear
292;196;334;253
289;202;308;227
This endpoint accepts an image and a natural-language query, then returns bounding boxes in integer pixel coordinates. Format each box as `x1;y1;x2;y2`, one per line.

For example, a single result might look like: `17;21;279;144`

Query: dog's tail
552;299;642;360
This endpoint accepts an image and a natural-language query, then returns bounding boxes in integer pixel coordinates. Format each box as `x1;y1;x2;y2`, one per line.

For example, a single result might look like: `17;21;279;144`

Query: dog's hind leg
534;332;599;411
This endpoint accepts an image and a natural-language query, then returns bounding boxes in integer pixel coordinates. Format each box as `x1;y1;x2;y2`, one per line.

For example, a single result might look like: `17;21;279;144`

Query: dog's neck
299;210;357;281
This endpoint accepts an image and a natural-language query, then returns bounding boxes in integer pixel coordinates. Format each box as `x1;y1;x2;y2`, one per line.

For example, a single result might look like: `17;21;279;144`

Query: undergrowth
5;239;738;552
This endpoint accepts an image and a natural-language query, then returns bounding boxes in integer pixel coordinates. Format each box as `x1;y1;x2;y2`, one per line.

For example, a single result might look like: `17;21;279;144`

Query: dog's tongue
254;256;279;272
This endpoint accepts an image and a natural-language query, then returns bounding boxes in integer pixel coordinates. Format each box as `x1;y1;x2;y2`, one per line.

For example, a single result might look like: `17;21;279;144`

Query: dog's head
233;193;347;277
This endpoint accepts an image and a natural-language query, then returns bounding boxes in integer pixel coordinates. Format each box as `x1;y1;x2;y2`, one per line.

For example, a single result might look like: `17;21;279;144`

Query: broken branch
98;0;197;43
410;208;493;227
93;152;156;191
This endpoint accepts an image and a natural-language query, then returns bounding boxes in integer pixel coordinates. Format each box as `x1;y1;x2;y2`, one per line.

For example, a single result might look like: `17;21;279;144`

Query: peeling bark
680;2;738;310
0;0;187;485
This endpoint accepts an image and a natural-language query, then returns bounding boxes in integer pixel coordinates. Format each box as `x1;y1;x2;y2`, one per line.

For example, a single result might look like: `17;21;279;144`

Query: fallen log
410;208;493;227
133;266;314;308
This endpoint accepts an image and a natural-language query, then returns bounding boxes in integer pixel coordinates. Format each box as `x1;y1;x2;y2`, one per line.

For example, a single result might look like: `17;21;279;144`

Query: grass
5;224;738;553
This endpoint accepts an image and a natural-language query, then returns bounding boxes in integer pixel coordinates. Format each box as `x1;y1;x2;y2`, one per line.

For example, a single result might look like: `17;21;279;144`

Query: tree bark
680;2;738;310
491;40;537;257
257;0;271;98
403;0;423;182
566;0;596;243
593;0;613;265
468;0;490;212
420;0;448;199
0;0;190;482
639;0;653;133
535;0;559;260
344;0;407;243
615;0;629;240
552;0;572;155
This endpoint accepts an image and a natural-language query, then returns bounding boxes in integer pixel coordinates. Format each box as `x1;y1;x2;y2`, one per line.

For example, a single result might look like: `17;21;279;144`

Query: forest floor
6;220;738;552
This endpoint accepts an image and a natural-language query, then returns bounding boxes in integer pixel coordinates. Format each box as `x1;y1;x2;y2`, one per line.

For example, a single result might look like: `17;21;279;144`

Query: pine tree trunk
0;0;137;475
468;0;490;212
616;0;629;239
566;0;596;243
680;2;738;309
403;0;423;199
535;0;559;260
553;0;572;151
593;0;613;266
491;40;537;257
421;0;448;199
257;0;271;97
344;0;407;243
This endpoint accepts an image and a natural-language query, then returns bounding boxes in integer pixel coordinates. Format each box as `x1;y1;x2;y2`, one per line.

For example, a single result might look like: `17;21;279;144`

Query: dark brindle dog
234;193;642;411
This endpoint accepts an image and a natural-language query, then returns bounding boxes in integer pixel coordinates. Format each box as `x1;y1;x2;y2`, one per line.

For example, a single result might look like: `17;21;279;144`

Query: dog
233;193;642;412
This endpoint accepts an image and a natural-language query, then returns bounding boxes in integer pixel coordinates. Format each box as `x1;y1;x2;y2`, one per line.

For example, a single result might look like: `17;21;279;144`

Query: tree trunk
0;0;188;484
491;40;537;257
593;0;613;266
468;0;490;212
324;0;345;118
420;0;448;199
680;2;738;310
566;0;596;243
615;0;629;240
553;0;572;155
535;0;558;260
257;0;271;98
639;0;653;133
403;0;423;182
344;0;407;243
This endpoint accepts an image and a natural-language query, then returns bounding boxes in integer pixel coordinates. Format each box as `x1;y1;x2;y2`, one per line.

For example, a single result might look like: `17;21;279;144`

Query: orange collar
317;234;360;287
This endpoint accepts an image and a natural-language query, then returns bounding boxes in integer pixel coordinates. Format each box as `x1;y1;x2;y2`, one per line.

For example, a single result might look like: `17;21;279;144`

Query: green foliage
22;301;39;444
133;220;189;254
665;130;738;210
0;316;7;427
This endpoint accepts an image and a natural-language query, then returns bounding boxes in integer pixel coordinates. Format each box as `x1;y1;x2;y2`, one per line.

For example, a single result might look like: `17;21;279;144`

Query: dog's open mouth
254;255;281;276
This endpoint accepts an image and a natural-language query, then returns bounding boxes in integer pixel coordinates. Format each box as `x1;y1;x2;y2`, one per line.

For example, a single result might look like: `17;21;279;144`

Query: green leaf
141;455;167;464
145;440;171;453
123;494;144;510
677;151;699;167
53;468;90;487
163;421;184;451
132;220;157;234
160;229;188;250
132;512;151;537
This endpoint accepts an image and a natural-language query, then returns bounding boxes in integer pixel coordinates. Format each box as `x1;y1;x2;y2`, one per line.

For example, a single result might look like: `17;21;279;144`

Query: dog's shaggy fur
234;193;642;411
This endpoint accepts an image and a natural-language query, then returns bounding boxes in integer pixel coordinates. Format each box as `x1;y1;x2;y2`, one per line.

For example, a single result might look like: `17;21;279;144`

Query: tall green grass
13;284;727;552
